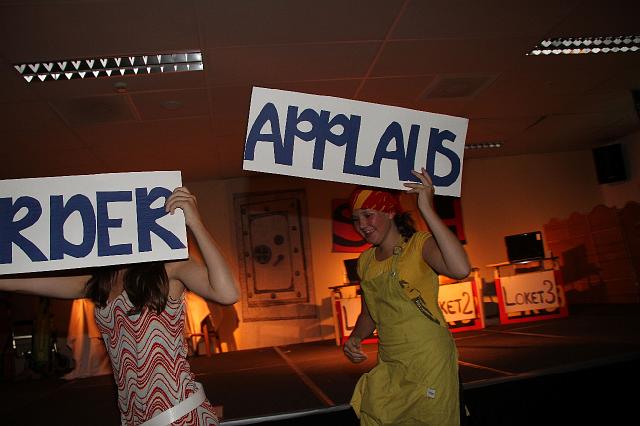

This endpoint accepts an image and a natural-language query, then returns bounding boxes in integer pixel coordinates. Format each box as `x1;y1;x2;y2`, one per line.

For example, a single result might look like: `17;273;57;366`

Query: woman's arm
165;187;239;305
0;274;89;299
404;168;471;280
343;296;376;363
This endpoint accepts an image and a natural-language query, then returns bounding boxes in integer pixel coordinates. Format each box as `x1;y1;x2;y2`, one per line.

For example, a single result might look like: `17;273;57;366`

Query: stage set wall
182;130;639;350
6;131;639;352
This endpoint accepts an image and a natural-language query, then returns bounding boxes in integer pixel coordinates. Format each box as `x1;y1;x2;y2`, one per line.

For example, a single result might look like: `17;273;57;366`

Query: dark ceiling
1;0;639;182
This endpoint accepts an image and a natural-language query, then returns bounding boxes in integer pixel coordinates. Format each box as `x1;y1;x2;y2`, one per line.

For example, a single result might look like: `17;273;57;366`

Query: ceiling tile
467;117;541;143
0;146;100;180
265;80;362;100
0;0;638;180
195;0;403;47
549;0;640;36
0;0;200;61
358;75;435;107
372;38;537;77
393;0;579;39
50;95;137;126
0;100;86;153
204;42;379;86
130;88;210;120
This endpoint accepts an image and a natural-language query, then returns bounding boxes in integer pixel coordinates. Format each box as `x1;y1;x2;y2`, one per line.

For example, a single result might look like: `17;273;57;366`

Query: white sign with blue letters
243;87;468;196
0;171;188;275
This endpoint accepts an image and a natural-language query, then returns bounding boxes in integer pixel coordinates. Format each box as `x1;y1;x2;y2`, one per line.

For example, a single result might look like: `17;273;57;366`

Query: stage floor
1;304;639;425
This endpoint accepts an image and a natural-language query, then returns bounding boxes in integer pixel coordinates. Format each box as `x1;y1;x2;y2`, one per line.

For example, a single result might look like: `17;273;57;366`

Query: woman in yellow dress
344;168;470;426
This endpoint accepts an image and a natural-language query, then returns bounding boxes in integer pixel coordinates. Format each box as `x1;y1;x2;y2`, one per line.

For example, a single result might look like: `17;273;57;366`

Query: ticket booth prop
490;258;568;325
329;283;377;345
330;269;485;345
439;269;485;332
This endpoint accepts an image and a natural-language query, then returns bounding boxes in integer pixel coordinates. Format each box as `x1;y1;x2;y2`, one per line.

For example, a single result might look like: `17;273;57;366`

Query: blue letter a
244;103;287;163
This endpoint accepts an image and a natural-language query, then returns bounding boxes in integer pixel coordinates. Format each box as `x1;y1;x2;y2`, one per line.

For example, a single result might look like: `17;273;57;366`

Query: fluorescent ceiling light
528;36;639;55
13;51;203;83
465;142;502;150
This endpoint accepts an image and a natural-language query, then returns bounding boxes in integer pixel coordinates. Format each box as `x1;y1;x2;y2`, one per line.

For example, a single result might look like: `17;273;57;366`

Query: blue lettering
426;128;461;187
343;122;420;179
246;103;462;189
283;106;318;167
135;187;186;252
309;110;360;170
0;197;47;264
247;103;365;172
96;191;133;257
401;124;420;181
368;122;407;177
244;102;286;163
346;122;420;179
49;195;96;260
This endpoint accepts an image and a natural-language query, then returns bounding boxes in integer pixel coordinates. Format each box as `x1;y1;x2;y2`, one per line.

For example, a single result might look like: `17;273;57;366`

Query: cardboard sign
438;280;477;322
499;270;561;313
338;297;360;336
244;87;468;196
0;171;188;275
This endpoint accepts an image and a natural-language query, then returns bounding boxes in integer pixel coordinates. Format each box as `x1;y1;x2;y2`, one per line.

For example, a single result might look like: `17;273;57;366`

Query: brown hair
394;211;417;239
85;261;169;315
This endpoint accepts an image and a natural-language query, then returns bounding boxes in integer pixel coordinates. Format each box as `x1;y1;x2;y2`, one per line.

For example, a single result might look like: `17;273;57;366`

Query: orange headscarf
349;187;402;214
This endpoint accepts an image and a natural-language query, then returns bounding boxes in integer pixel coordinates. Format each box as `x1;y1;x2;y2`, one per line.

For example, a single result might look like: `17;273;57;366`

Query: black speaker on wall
592;143;626;184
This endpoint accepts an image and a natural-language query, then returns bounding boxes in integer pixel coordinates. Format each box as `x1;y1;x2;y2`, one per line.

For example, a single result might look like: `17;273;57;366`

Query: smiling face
352;208;395;246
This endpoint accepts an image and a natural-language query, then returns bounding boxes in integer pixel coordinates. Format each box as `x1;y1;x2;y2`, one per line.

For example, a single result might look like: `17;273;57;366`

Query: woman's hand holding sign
403;167;436;214
165;186;202;229
404;169;471;280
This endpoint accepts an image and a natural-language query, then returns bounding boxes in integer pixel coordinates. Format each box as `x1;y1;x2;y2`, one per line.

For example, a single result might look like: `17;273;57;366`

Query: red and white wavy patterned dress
94;291;219;425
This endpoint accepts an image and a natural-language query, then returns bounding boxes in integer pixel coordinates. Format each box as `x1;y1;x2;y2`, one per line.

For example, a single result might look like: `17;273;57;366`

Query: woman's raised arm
164;187;239;305
404;169;471;280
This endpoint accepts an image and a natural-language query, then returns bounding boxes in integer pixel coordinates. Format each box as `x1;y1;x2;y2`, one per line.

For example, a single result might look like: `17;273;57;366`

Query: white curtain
63;298;112;380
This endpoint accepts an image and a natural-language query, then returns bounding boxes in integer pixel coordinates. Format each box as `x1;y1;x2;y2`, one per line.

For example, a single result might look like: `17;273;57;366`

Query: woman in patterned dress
343;169;470;426
0;187;238;425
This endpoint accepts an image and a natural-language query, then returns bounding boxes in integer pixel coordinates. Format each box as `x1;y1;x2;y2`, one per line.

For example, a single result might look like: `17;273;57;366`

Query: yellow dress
351;232;460;426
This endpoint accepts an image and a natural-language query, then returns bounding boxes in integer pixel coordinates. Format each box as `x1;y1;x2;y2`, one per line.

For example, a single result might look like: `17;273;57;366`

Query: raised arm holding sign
0;175;238;425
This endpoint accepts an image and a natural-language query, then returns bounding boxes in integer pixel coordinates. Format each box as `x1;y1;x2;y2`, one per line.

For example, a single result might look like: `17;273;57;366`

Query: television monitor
504;231;545;263
592;143;626;184
343;258;360;283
